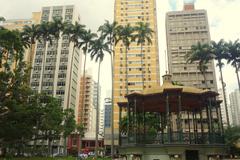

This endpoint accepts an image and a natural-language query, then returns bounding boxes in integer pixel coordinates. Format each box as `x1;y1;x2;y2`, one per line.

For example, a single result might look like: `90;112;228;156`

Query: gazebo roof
119;74;219;112
126;74;218;97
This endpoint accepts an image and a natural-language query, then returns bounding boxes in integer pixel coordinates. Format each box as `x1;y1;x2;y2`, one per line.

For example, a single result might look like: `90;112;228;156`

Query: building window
58;73;66;78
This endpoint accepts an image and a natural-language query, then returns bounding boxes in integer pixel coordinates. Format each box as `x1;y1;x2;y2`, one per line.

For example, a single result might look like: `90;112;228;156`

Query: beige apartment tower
166;3;217;91
111;0;160;145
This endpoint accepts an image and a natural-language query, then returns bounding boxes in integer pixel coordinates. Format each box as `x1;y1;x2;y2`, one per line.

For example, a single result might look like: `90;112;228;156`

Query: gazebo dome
126;74;218;97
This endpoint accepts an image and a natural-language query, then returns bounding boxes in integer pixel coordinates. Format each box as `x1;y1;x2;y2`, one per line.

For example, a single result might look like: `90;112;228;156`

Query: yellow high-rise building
109;0;160;146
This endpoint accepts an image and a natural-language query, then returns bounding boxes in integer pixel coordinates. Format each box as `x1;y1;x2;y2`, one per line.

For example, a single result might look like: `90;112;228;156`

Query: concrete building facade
166;3;217;91
113;0;160;145
229;89;240;126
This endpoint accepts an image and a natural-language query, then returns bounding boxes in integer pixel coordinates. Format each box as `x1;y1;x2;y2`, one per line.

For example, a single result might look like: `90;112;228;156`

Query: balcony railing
120;132;224;146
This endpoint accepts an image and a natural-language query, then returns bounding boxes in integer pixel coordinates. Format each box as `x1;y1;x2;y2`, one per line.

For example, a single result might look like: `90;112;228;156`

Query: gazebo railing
120;132;224;146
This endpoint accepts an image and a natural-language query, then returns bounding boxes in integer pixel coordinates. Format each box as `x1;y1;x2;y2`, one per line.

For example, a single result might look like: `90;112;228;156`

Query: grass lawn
0;157;75;160
0;157;111;160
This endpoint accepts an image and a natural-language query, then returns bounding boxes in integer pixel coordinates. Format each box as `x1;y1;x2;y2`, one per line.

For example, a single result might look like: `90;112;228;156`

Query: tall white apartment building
30;5;82;120
229;90;240;126
166;3;217;91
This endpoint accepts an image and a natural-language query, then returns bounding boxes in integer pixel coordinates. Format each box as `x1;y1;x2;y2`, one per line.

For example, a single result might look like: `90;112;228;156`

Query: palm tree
133;22;154;89
186;42;214;89
225;40;240;91
62;22;86;155
38;21;53;92
211;39;230;126
63;22;86;110
21;24;41;65
0;17;5;22
49;17;65;95
0;17;6;29
117;24;134;94
89;36;110;158
0;29;25;71
98;20;120;158
78;29;97;128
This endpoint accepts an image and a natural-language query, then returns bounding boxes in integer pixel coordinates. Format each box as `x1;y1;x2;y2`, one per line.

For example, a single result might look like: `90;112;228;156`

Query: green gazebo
118;74;227;160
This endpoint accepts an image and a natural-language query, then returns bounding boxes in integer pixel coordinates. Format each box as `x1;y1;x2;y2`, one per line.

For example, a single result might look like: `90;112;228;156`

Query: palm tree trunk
203;72;208;89
52;38;59;96
40;41;47;92
125;46;129;94
81;50;87;122
67;46;75;109
219;65;230;126
95;60;101;158
140;43;144;90
110;52;115;159
28;44;34;84
234;62;240;91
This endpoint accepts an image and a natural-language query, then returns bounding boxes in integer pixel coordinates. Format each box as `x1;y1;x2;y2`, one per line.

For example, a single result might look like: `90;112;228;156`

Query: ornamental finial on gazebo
162;74;172;84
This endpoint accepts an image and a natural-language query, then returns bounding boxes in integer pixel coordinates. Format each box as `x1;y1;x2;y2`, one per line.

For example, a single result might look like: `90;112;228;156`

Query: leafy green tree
0;28;25;70
76;123;85;156
225;126;240;155
117;24;134;94
36;95;63;156
62;108;76;156
210;39;230;126
0;62;39;156
186;42;214;89
90;36;110;158
98;20;120;158
133;22;154;89
0;17;5;22
225;40;240;91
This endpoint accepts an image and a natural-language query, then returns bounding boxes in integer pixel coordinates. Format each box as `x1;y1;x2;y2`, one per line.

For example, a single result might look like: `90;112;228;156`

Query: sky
0;0;240;106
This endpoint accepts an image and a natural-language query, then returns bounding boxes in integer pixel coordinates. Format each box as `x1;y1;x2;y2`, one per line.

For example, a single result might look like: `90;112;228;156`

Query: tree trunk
81;50;88;123
140;43;144;90
110;52;115;159
234;62;240;91
40;41;47;92
219;64;230;126
64;136;67;156
66;46;75;109
125;46;129;94
28;44;33;84
95;60;101;158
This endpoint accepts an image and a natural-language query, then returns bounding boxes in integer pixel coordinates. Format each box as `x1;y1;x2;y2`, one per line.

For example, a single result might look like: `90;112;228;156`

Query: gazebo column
192;110;196;144
160;113;165;144
217;105;224;136
209;98;214;143
199;109;204;142
142;100;145;144
127;101;130;143
177;94;182;142
187;110;191;144
166;93;171;143
206;100;212;144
